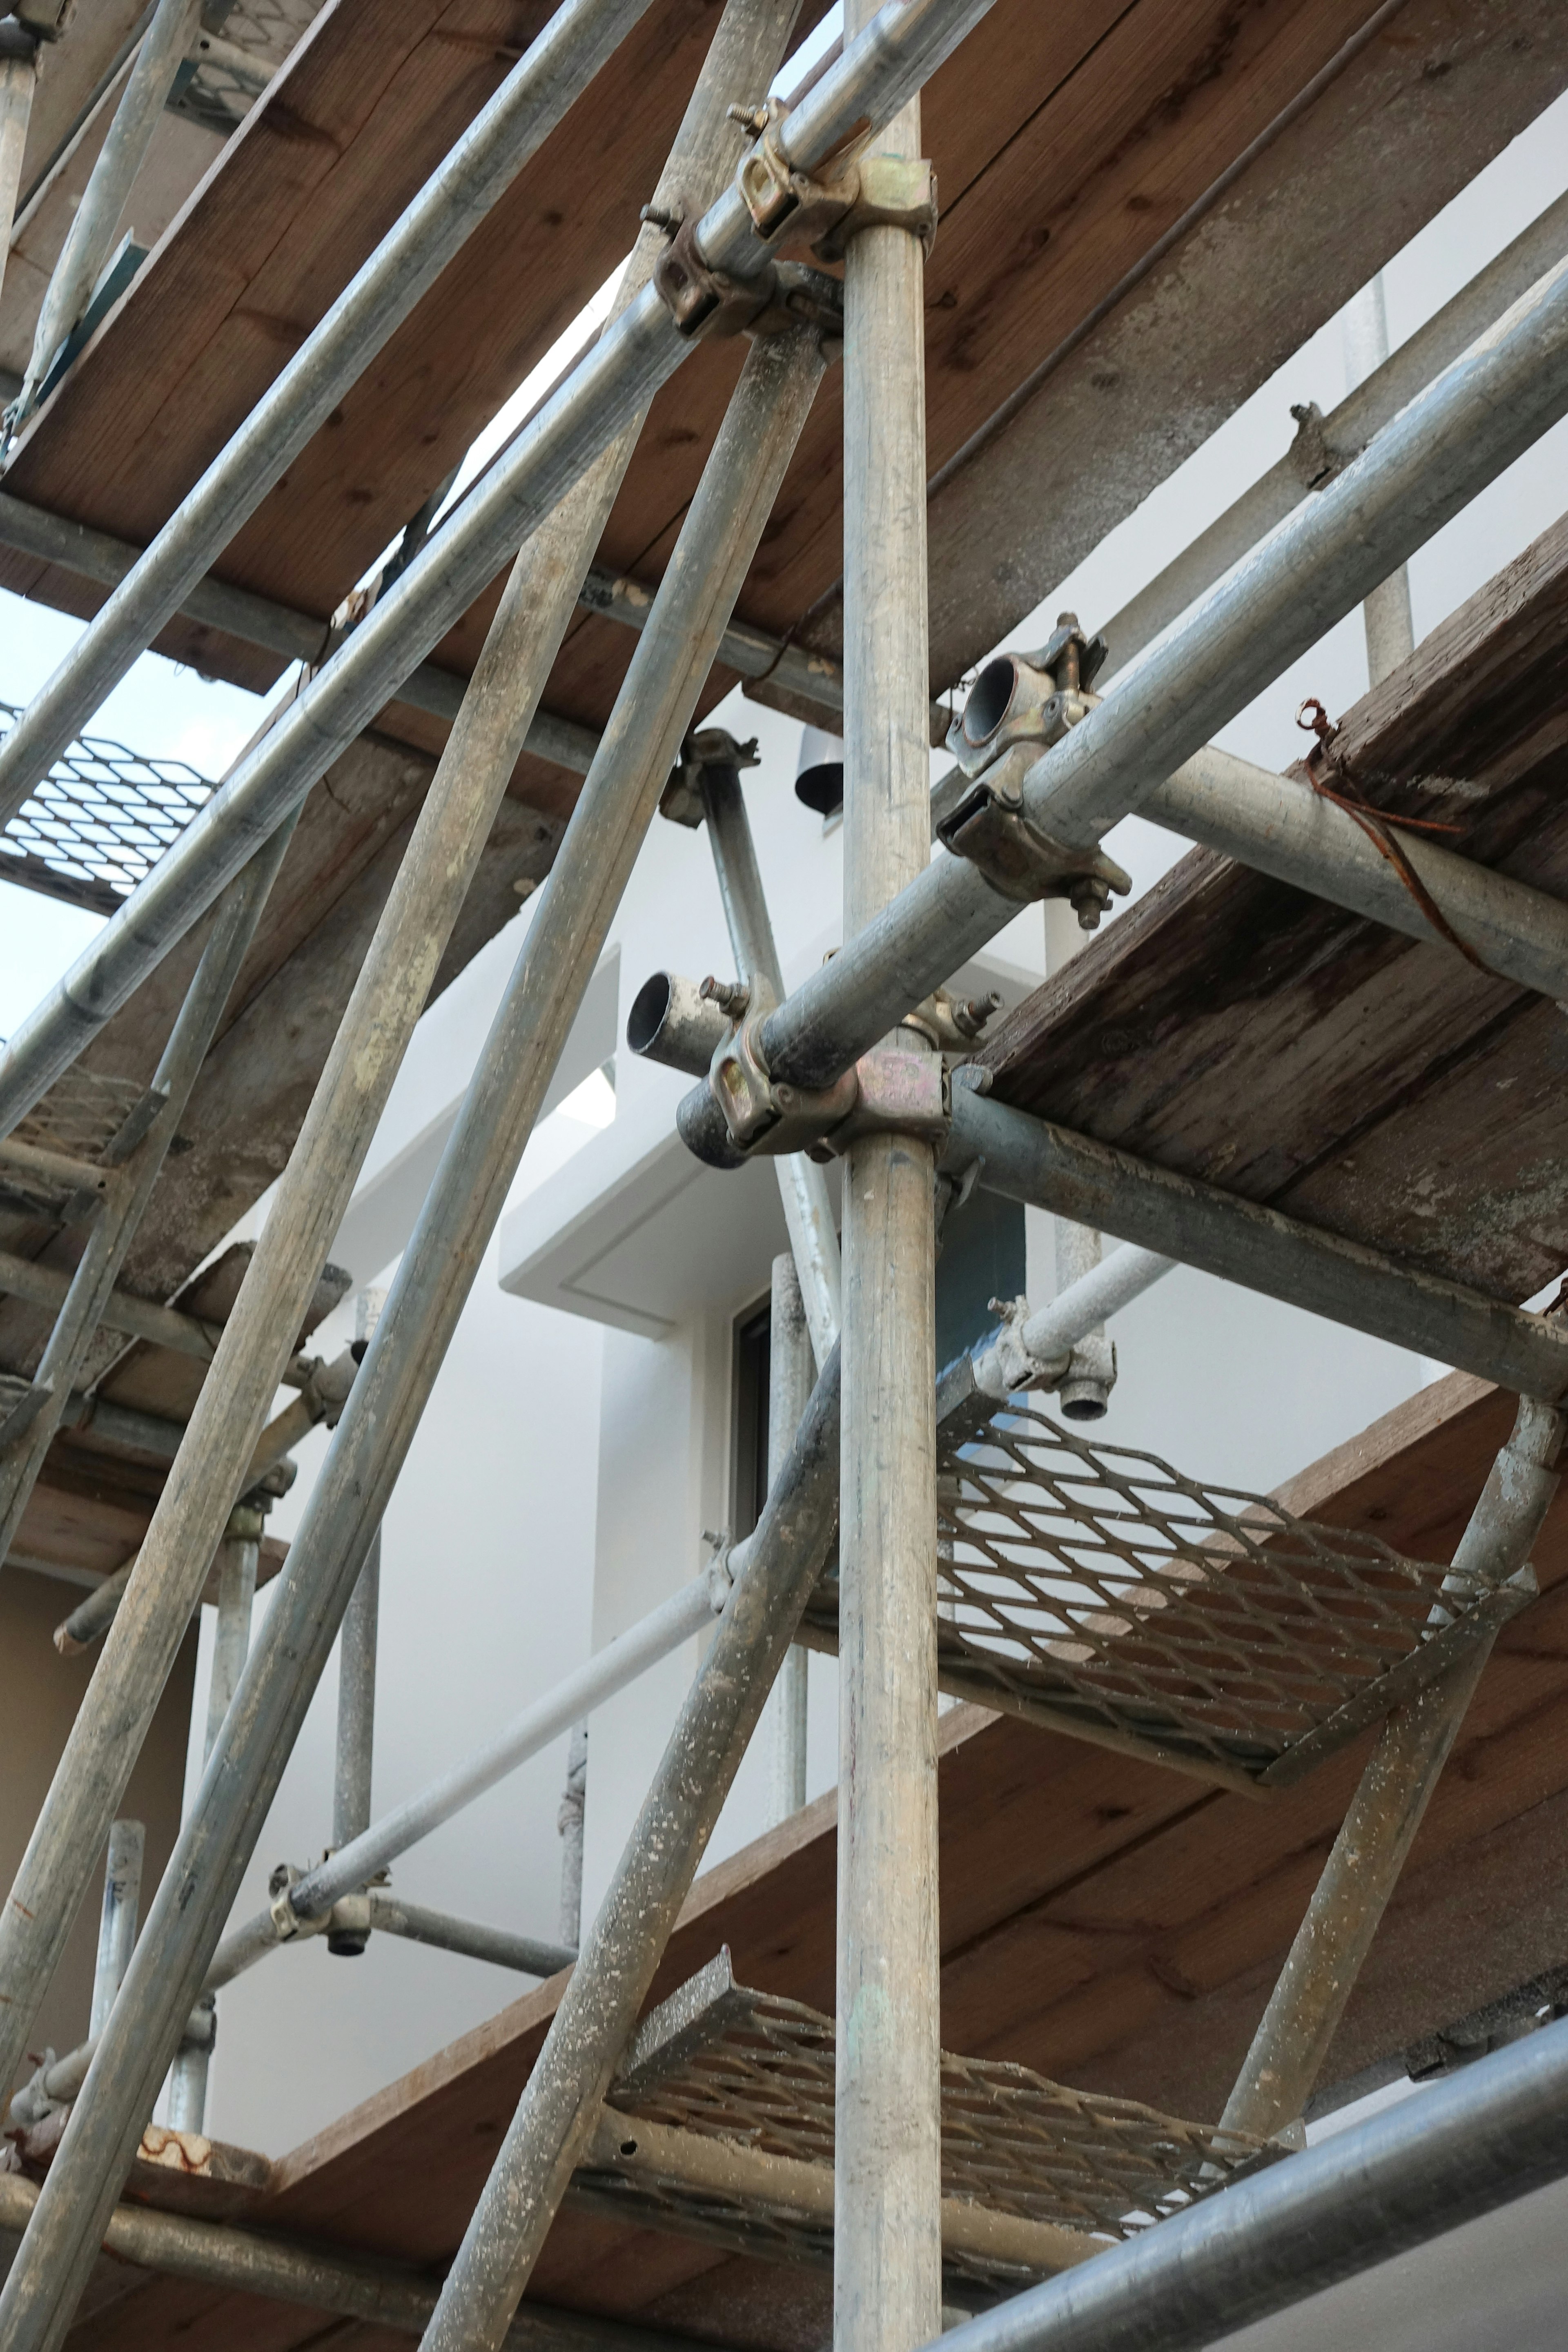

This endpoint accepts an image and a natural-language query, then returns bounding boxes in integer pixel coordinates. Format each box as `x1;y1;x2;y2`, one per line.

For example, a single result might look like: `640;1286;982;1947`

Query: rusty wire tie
1294;697;1493;977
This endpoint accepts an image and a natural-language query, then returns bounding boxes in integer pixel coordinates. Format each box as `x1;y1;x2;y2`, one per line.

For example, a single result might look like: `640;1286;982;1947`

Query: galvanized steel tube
766;1249;813;1822
422;1345;842;2352
674;243;1568;1115
833;47;942;2350
0;24;37;311
366;1894;575;1981
1093;187;1568;688
0;0;661;818
931;2014;1568;2352
0;2169;702;2352
0;0;1000;1138
0;321;831;2351
0;0;814;2124
332;1538;381;1853
10;0;200;429
966;1242;1173;1402
701;761;842;1362
1144;747;1568;1000
276;1575;716;1931
948;1086;1568;1400
87;1820;143;2042
1020;255;1568;852
0;815;296;1575
1219;1395;1564;2140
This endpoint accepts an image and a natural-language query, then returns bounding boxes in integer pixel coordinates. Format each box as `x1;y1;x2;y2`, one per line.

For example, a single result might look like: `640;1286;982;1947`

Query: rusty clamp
737;97;938;260
814;155;938;261
938;742;1131;927
653;210;845;342
659;726;760;829
708;995;947;1162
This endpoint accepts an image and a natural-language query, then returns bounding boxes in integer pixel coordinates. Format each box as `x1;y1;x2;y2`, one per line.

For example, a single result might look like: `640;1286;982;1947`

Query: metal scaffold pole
1341;272;1417;688
1219;1393;1566;2141
699;751;842;1361
0;0;812;2116
767;1250;814;1821
670;243;1568;1152
166;1510;262;2132
421;1348;843;2352
7;0;201;435
0;296;831;2352
833;46;943;2351
0;0;997;1137
0;815;298;1577
0;0;666;802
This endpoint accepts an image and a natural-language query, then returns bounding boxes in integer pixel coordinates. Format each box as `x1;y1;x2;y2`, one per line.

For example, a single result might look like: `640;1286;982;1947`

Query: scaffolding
0;0;1567;2348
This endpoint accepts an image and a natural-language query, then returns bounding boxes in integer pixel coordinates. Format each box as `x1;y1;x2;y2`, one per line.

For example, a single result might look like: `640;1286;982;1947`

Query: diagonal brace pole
0;0;808;2119
699;756;841;1359
0;317;831;2352
1219;1392;1566;2141
0;813;298;1572
423;1346;842;2352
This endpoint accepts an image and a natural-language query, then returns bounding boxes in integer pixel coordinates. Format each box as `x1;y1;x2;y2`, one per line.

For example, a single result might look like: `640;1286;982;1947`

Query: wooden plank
0;0;828;673
976;505;1568;1302
7;0;1556;757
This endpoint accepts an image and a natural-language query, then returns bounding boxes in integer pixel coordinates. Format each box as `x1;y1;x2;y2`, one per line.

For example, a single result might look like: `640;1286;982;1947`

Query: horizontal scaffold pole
0;0;998;1145
1142;746;1568;1000
0;2171;706;2352
948;1085;1568;1401
0;490;844;756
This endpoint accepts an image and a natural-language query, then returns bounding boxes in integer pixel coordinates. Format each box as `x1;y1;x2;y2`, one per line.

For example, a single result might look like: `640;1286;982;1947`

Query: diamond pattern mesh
575;1971;1267;2290
175;0;327;130
800;1402;1528;1788
12;1068;149;1164
0;701;212;918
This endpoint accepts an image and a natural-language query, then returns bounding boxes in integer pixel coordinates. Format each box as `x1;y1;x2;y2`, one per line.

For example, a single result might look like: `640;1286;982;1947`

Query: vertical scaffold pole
87;1821;143;2041
169;1509;261;2132
0;312;831;2352
700;759;842;1362
1342;274;1417;688
328;1286;385;1959
1220;1394;1565;2141
557;1721;588;1947
834;39;943;2352
0;0;785;2105
332;1530;381;1858
767;1250;813;1821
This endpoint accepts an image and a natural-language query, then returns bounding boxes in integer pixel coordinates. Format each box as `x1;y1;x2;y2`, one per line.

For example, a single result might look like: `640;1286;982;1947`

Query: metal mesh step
798;1399;1533;1791
0;701;212;918
571;1951;1270;2294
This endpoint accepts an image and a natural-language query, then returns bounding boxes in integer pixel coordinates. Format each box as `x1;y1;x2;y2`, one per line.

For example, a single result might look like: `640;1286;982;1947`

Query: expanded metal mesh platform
799;1399;1534;1791
173;0;330;133
0;702;212;919
572;1952;1268;2292
11;1067;153;1165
